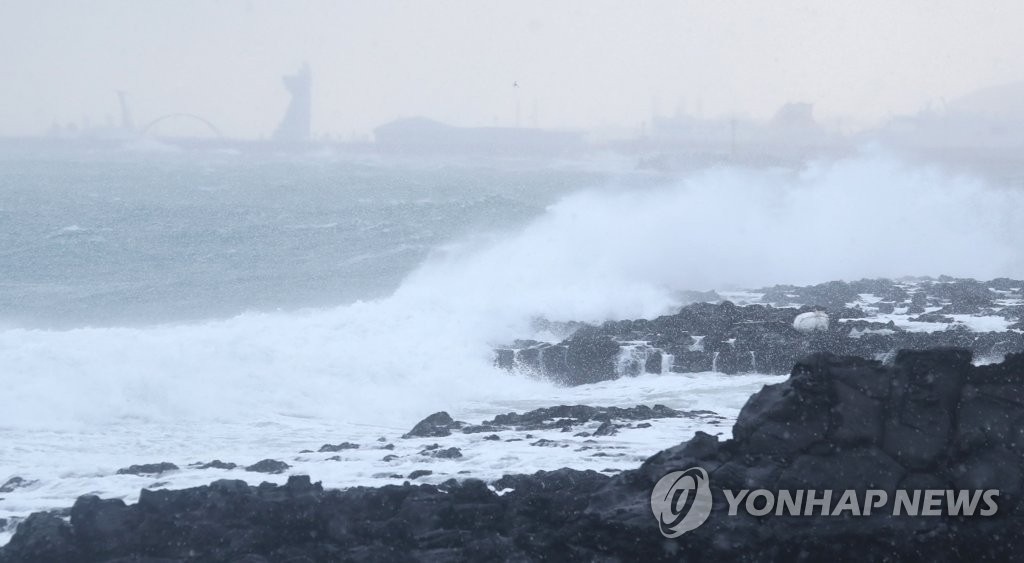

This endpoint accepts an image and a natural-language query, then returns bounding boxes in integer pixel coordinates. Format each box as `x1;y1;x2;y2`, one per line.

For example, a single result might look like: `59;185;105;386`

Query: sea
1;140;1022;543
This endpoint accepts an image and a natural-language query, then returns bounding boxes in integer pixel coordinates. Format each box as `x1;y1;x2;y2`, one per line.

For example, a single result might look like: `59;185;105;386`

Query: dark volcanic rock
760;280;861;309
494;278;1024;384
593;421;619;436
0;512;77;562
926;278;996;309
475;403;714;433
191;460;238;470
562;334;621;384
421;447;463;459
407;469;432;480
0;477;35;493
115;462;178;476
402;411;464;438
998;304;1024;319
5;350;1024;562
318;442;360;452
910;312;955;323
244;459;290;474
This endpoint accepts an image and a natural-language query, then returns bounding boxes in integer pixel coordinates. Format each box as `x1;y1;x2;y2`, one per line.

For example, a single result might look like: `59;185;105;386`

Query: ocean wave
2;151;1021;430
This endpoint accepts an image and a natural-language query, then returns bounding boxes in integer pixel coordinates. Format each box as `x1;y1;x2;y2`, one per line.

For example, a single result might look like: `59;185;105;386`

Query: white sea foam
2;152;1024;541
0;150;1022;549
1;151;1022;431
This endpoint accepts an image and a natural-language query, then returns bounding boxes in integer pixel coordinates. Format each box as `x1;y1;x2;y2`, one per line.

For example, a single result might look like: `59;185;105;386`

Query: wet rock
407;469;432;480
318;442;359;452
762;280;862;310
382;454;399;462
477;403;705;432
644;350;664;373
0;512;76;562
422;447;463;459
875;301;895;314
997;305;1024;321
461;424;502;434
909;292;928;307
192;460;237;470
593;421;619;436
244;459;290;474
403;411;464;438
829;381;883;445
927;279;996;310
910;312;955;323
495;278;1024;383
939;302;984;315
561;334;621;385
0;477;35;493
115;462;178;476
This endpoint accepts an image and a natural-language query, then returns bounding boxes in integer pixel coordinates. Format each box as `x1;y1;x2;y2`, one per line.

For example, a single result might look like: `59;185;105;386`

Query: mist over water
408;150;1023;325
1;150;1021;431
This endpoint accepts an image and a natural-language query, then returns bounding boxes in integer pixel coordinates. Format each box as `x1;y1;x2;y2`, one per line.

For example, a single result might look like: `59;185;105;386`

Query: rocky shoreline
496;277;1024;384
4;347;1024;561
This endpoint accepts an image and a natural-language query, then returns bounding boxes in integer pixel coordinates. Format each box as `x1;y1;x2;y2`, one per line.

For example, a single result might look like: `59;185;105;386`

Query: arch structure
141;114;224;138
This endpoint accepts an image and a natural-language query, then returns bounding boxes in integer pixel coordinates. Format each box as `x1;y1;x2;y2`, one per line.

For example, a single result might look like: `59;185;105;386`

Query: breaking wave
2;152;1021;429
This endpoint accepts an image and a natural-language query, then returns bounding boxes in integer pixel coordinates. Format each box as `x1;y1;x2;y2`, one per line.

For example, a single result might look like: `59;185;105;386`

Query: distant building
273;64;312;143
771;102;817;128
871;82;1024;150
646;102;835;158
373;117;585;156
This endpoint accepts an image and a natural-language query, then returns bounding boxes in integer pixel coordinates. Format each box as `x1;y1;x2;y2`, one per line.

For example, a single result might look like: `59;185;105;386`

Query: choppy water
0;147;604;328
2;143;1023;541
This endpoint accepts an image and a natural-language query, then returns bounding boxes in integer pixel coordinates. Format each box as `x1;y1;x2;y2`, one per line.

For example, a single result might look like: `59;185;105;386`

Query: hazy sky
2;0;1023;139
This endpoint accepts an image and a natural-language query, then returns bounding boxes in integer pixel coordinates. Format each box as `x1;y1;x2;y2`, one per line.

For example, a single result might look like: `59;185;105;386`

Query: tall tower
273;64;312;142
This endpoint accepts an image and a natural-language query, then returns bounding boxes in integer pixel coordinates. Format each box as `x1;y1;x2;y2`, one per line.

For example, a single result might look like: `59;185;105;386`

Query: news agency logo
650;467;713;538
651;467;1000;538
